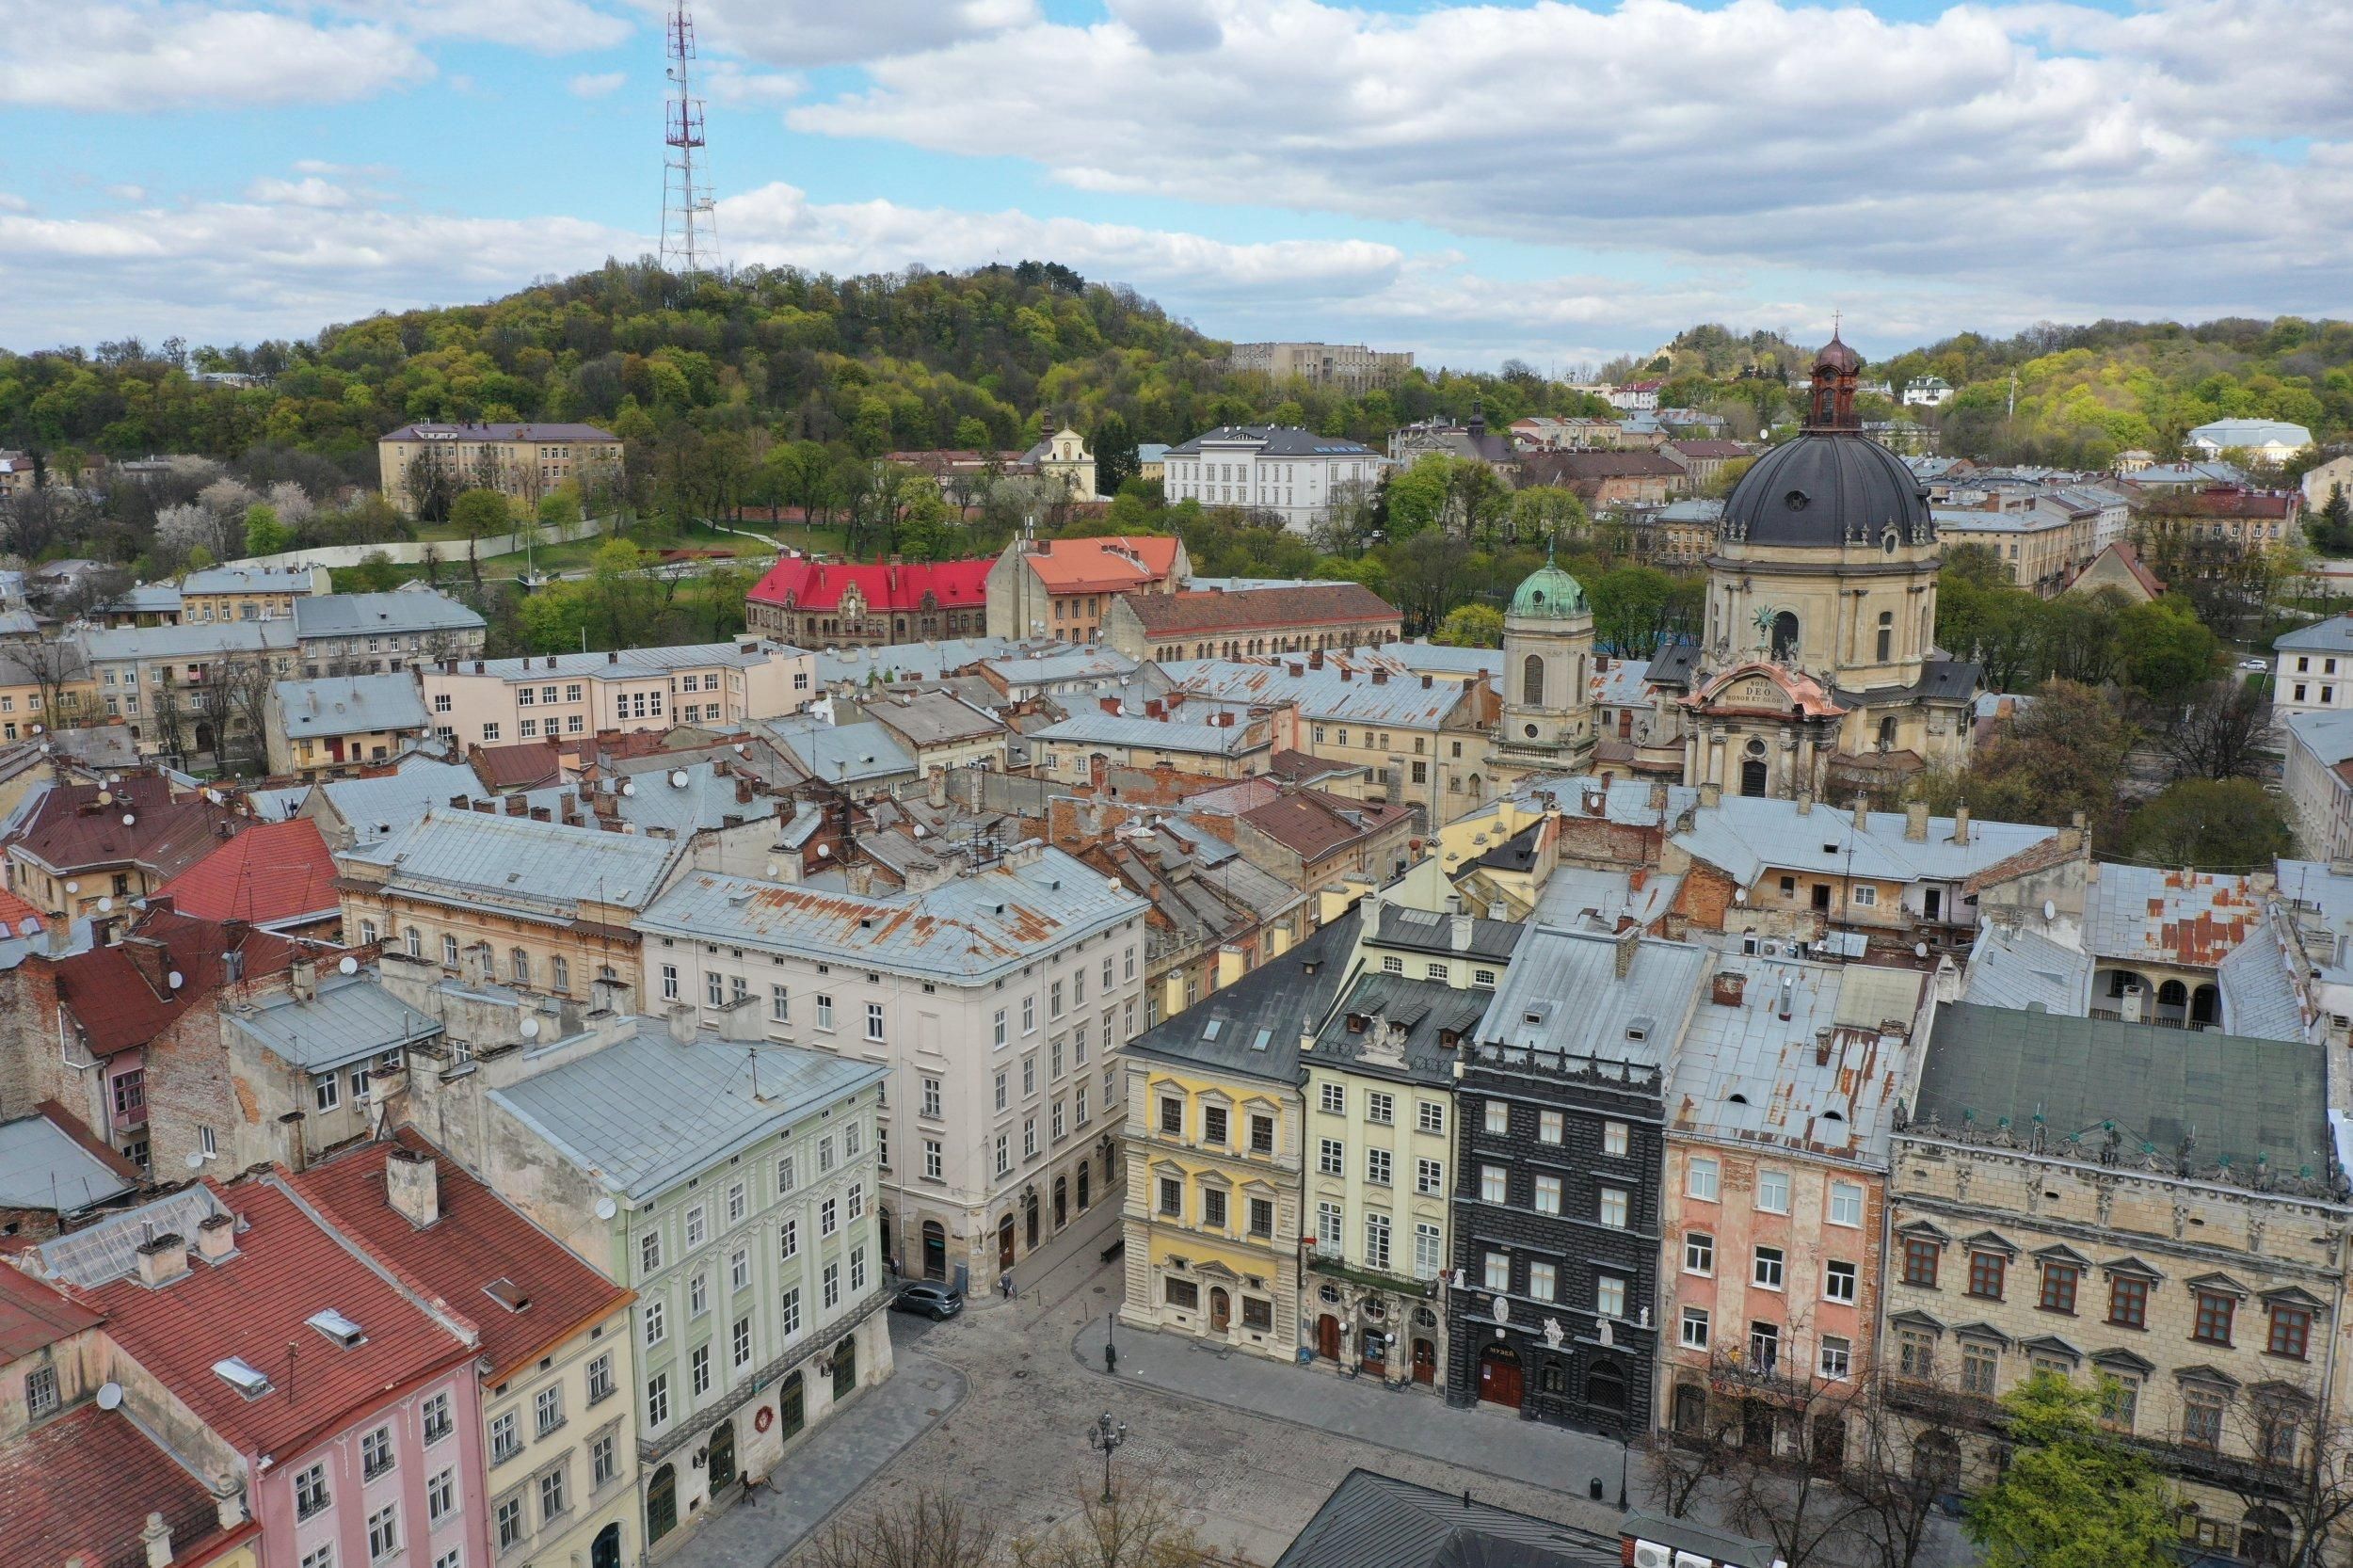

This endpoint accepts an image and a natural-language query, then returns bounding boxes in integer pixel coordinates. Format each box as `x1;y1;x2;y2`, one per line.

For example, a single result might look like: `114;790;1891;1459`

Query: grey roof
1722;430;1930;549
2275;616;2353;656
2282;707;2353;766
1529;865;1682;932
2279;858;2353;987
1673;951;1925;1160
813;635;1042;687
0;1112;136;1213
1471;926;1708;1070
1362;641;1504;679
77;619;295;662
1673;795;2056;886
181;567;319;596
2082;861;2263;971
1309;972;1489;1088
0;641;89;685
1829;657;1979;708
1165;657;1479;728
313;756;491;844
106;584;184;613
1915;1001;2333;1175
976;646;1142;687
458;640;801;683
383;421;617;442
857;688;1007;747
1030;708;1266;757
1168;424;1380;458
293;589;484;640
1127;909;1363;1083
2188;417;2313;448
272;674;429;739
586;760;783;838
1962;924;2094;1016
1647;639;1701;686
1370;903;1521;962
1931;507;2071;536
2216;927;2313;1043
1593;658;1651;708
226;971;443;1072
343;808;682;917
762;715;919;784
1273;1469;1620;1568
636;847;1145;982
490;1023;882;1201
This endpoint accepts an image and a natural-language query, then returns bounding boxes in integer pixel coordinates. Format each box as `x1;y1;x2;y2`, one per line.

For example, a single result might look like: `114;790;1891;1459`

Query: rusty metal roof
2083;861;2264;972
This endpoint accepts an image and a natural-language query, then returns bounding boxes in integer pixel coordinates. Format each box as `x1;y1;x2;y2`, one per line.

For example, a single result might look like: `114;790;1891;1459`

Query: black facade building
1446;925;1706;1435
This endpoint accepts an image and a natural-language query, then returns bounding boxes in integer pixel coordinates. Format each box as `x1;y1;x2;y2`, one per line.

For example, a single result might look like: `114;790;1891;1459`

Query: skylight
1202;1018;1223;1041
308;1308;366;1348
1251;1028;1273;1051
214;1356;274;1398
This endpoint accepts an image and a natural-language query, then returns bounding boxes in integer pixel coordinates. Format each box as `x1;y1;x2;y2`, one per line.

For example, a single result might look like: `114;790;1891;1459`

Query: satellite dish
95;790;112;807
620;780;636;796
15;918;37;937
2042;899;2057;921
96;897;113;913
668;769;690;789
63;880;78;893
27;724;40;735
520;1016;542;1039
593;1196;617;1220
203;789;220;804
96;1382;123;1411
167;970;184;989
1733;887;1747;904
816;844;831;857
184;1151;205;1171
337;955;359;975
122;813;136;826
1914;942;1929;958
1107;876;1124;893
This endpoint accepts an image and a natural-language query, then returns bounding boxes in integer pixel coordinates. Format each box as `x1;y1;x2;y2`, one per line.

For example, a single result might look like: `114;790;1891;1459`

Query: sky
0;0;2346;371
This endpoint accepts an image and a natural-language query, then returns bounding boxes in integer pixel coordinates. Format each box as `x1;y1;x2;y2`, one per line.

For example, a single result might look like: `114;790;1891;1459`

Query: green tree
891;477;964;561
2123;777;2292;869
1941;680;2137;844
1093;412;1140;498
2116;598;2221;702
242;503;290;556
1384;455;1453;539
450;488;512;543
1966;1372;2177;1568
1507;485;1587;548
536;484;581;528
1433;603;1504;648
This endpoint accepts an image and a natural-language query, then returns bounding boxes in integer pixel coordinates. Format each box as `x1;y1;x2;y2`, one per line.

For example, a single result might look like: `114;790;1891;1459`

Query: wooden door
1210;1288;1231;1332
1316;1315;1341;1361
1413;1338;1436;1384
997;1216;1015;1270
1479;1346;1524;1408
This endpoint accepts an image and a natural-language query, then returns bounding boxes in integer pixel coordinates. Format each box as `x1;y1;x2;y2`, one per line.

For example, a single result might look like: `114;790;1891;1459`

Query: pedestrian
1000;1271;1015;1299
1105;1341;1118;1376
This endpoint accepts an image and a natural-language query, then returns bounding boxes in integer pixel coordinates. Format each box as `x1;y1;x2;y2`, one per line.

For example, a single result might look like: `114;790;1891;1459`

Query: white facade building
1162;425;1386;534
632;844;1151;1296
1900;376;1954;407
2274;615;2353;718
2186;418;2313;465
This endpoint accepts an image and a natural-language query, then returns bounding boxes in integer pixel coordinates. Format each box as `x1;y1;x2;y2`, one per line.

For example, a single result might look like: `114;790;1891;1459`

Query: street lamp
1615;1416;1631;1512
1088;1411;1128;1503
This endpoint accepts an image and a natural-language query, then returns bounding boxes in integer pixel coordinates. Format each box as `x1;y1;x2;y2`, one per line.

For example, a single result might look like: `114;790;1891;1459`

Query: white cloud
0;1;431;108
243;176;360;208
568;71;627;98
784;0;2353;322
324;0;632;53
105;184;148;201
625;0;1037;69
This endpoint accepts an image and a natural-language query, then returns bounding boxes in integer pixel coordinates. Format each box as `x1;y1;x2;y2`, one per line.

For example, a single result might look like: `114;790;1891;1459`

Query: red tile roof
747;556;992;614
0;1401;225;1568
0;882;43;933
470;738;564;790
12;774;240;883
291;1130;631;1384
1240;790;1413;862
51;909;300;1056
1122;583;1400;637
76;1181;474;1458
152;819;338;926
0;1260;102;1359
1019;536;1183;593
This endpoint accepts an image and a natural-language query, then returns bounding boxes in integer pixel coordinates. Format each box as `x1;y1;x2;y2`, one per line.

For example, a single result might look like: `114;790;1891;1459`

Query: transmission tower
661;5;719;277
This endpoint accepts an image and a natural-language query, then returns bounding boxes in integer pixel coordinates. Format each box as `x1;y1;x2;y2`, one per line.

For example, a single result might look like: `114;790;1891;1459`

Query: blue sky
0;0;2345;369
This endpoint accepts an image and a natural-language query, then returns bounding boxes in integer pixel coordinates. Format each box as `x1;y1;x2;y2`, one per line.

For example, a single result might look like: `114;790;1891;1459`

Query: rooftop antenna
662;6;720;278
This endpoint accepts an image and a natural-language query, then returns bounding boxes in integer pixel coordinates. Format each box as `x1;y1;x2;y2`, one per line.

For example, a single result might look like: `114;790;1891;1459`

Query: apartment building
264;674;432;778
419;640;813;749
984;532;1190;642
74;621;296;760
1225;342;1413;391
2273;615;2353;720
378;422;621;515
1161;427;1387;533
294;589;487;677
178;566;330;624
633;844;1148;1297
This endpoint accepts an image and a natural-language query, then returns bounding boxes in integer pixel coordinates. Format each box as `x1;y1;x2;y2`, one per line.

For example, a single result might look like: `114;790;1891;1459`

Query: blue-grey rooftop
2276;616;2353;656
227;970;444;1072
343;808;682;916
0;1110;136;1214
1472;926;1707;1070
293;589;485;639
1672;795;2057;886
762;715;919;783
272;674;429;739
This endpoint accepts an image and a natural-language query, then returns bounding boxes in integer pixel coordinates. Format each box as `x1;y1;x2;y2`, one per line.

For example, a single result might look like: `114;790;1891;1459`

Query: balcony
1305;1248;1436;1299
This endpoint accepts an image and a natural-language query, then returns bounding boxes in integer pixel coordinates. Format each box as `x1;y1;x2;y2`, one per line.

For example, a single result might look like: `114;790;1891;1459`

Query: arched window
1878;716;1897;751
1770;612;1801;663
1877;611;1894;663
510;947;530;984
1521;654;1545;708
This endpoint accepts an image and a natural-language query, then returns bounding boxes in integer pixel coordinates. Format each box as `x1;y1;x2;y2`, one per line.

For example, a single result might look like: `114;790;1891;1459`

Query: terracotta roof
747;556;993;614
471;738;564;791
152;819;338;926
0;1261;102;1359
75;1181;474;1458
1267;748;1355;782
13;776;240;881
291;1130;632;1384
0;1401;225;1568
1240;790;1412;862
0;882;44;931
1121;583;1400;636
1020;536;1182;592
51;909;300;1056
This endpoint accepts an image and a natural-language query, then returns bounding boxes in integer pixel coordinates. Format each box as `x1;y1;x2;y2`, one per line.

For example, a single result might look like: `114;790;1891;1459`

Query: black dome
1720;432;1931;549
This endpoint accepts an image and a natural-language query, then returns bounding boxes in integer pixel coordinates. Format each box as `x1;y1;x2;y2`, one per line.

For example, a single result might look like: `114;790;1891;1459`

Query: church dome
1510;560;1588;618
1720;430;1931;549
1812;330;1865;376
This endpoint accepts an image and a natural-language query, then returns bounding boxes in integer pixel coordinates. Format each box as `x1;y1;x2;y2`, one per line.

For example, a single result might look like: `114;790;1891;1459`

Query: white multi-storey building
1162;425;1387;534
632;843;1151;1296
2274;615;2353;719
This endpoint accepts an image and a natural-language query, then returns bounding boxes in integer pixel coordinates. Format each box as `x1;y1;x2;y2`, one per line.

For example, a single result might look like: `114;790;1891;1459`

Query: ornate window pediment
1961;1230;2019;1259
1888;1308;1946;1336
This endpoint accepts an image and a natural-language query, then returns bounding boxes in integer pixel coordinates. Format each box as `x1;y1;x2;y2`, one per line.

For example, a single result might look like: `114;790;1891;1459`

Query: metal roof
1961;924;2093;1015
1915;1001;2333;1175
293;589;484;639
762;715;919;783
1673;795;2055;886
1273;1469;1620;1568
2081;861;2261;971
344;808;682;917
180;566;318;595
637;847;1144;981
812;635;1043;687
2187;417;2313;448
1471;926;1707;1070
489;1024;883;1201
2275;616;2353;656
313;756;490;843
271;674;429;738
1167;424;1380;457
1128;909;1363;1084
2215;927;2313;1043
77;619;295;662
1165;657;1476;728
457;640;801;683
1030;709;1266;756
1309;972;1489;1088
1370;903;1521;962
0;1112;136;1212
226;970;444;1072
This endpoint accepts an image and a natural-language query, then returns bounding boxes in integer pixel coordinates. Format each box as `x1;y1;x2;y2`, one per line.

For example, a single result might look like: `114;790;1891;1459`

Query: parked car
2240;657;2270;672
891;1281;965;1320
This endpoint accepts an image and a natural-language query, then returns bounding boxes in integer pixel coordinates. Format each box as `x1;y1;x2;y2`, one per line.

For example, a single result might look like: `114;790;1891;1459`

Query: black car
891;1281;965;1320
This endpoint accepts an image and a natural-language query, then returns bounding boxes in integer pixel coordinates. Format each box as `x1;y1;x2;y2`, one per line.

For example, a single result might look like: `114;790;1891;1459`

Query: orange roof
0;882;43;932
1021;536;1182;593
152;818;338;926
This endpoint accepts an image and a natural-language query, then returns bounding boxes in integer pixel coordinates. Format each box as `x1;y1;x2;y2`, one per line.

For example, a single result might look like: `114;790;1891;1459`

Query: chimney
666;1004;697;1045
385;1146;440;1229
608;650;618;664
1777;975;1795;1022
1952;805;1971;846
1814;1027;1834;1068
1903;801;1931;842
504;795;528;816
1648;778;1668;812
1449;912;1473;951
44;914;71;956
736;777;754;806
1371;667;1387;685
290;956;317;1003
1852;795;1870;832
1795;792;1813;816
1420;673;1433;689
1613;924;1641;980
1308;649;1323;669
195;1211;236;1261
1711;970;1747;1007
1099;696;1121;715
142;1512;174;1568
1698;780;1721;808
846;862;874;897
1338;666;1353;681
928;770;948;808
136;1232;189;1288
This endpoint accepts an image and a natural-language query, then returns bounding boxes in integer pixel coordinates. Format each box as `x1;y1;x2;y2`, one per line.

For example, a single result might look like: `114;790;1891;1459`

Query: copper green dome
1510;554;1588;618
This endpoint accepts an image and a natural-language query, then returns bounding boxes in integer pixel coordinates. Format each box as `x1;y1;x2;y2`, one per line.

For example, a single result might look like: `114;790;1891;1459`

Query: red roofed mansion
745;556;992;647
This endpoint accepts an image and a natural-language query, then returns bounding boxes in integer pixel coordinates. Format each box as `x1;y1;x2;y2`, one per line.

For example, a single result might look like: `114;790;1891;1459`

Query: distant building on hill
1225;341;1413;390
377;421;622;515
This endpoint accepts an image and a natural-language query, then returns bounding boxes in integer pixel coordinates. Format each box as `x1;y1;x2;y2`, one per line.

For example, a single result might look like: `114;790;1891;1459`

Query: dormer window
309;1308;366;1348
215;1356;274;1398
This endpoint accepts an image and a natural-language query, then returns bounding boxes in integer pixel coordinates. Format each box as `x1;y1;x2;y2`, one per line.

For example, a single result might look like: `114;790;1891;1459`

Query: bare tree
2160;680;2269;781
7;638;100;732
798;1491;1000;1568
1641;1428;1732;1520
53;565;133;625
1839;1377;1964;1568
2217;1381;2353;1568
1713;1316;1872;1568
1010;1479;1211;1568
216;652;280;776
